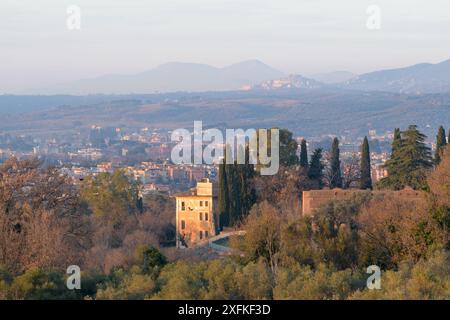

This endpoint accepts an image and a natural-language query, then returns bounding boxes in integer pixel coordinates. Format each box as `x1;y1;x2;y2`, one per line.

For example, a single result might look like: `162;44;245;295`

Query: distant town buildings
371;163;388;183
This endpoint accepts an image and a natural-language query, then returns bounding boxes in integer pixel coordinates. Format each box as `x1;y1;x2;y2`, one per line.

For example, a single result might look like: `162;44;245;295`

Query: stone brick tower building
175;178;218;248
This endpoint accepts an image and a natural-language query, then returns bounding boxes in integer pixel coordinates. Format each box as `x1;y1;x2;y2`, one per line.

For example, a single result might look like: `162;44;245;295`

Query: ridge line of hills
19;58;450;95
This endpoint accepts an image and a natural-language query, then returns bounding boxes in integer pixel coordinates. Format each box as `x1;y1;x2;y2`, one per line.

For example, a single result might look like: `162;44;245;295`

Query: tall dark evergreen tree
329;137;343;188
360;136;372;190
308;148;324;188
228;161;242;225
380;125;433;190
239;146;256;219
279;129;299;166
381;128;403;188
218;156;230;229
219;144;256;228
136;196;144;213
392;128;402;154
400;125;433;168
435;126;447;164
299;139;308;168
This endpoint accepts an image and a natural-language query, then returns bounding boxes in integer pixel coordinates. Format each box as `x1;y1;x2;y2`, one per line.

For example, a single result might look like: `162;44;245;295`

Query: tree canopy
380;125;433;190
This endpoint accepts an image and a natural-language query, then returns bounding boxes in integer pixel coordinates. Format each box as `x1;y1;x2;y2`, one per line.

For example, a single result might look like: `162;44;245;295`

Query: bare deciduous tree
342;153;361;189
0;158;87;273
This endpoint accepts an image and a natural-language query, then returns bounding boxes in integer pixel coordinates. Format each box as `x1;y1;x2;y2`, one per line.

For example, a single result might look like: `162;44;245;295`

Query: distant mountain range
342;59;450;94
34;60;284;95
250;58;450;94
28;58;450;95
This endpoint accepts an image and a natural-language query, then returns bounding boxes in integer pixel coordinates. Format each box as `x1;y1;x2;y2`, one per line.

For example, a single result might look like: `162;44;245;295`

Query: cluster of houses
62;160;218;195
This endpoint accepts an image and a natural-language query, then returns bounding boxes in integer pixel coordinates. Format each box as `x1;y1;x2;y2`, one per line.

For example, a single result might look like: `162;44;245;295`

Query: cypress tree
219;144;257;227
382;128;403;188
435;126;447;164
329;137;342;188
228;161;242;225
360;136;372;189
224;144;235;225
308;148;324;188
218;157;230;228
236;145;246;220
238;166;246;219
299;139;308;168
239;146;256;219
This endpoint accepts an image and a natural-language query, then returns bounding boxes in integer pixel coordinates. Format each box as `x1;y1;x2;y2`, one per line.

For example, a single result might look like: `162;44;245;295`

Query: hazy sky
1;0;450;93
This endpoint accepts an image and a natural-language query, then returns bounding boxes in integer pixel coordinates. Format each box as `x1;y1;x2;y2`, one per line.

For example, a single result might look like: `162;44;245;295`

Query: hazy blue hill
343;59;450;93
221;60;284;83
31;60;284;95
24;58;450;95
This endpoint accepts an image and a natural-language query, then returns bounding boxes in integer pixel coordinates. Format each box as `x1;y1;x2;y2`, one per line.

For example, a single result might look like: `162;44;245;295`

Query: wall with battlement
302;188;424;216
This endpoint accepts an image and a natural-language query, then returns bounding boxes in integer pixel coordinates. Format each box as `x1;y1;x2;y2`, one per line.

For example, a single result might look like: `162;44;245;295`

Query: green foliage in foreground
350;251;449;300
1;251;448;300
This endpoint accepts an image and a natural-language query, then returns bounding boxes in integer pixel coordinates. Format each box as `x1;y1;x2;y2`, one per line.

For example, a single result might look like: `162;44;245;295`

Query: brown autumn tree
253;166;318;218
82;175;174;273
232;201;283;277
0;158;88;273
427;145;450;235
357;194;443;269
